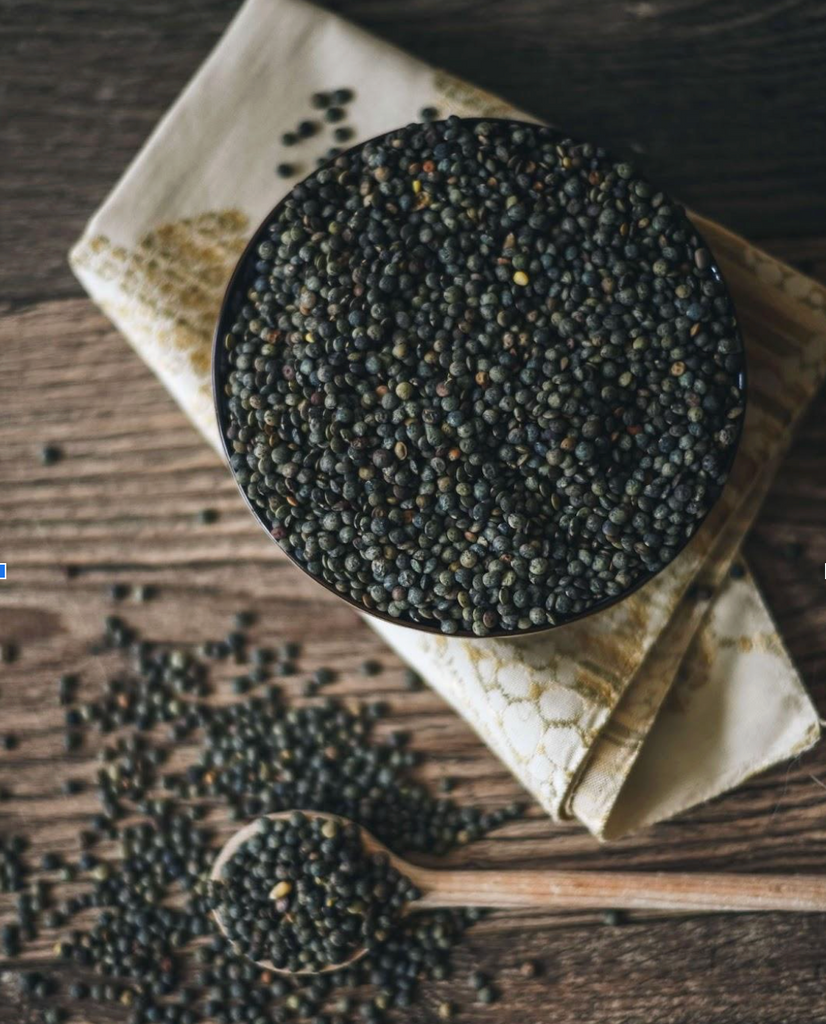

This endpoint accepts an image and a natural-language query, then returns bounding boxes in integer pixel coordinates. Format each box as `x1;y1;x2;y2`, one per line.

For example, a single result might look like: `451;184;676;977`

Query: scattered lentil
0;642;18;664
57;674;77;706
313;666;336;687
40;444;63;466
403;668;424;692
5;609;522;1023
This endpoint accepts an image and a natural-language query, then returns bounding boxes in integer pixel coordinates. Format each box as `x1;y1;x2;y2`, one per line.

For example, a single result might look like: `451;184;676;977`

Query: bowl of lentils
214;116;746;638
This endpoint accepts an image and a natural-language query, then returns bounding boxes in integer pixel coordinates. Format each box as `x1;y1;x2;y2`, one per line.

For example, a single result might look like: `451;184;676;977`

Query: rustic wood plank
1;297;826;1023
3;0;826;1019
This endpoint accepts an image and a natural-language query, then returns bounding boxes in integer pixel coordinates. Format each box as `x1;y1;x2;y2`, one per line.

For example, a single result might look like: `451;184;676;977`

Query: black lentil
298;119;318;138
0;641;18;664
197;508;219;525
313;667;336;687
276;163;296;179
40;444;63;466
312;91;332;109
331;88;354;105
324;106;346;123
1;835;28;894
359;659;382;677
58;673;78;706
218;117;744;637
419;106;438;121
334;126;354;143
281;131;298;146
403;668;424;691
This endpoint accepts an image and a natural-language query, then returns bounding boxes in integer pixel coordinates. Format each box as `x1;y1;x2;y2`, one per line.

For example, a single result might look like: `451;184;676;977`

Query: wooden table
1;2;826;1021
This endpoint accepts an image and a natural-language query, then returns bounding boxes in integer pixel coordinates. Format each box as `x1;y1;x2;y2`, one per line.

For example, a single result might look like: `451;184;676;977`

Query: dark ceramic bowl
213;118;747;639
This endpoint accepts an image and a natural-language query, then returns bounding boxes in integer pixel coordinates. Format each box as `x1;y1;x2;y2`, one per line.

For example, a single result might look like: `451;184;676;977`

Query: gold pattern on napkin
69;0;821;839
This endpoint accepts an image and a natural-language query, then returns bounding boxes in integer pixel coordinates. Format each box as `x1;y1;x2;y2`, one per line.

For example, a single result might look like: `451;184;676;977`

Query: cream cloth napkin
69;0;825;839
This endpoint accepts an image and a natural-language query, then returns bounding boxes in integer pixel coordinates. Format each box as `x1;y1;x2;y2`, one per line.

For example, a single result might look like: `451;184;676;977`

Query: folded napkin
70;0;825;839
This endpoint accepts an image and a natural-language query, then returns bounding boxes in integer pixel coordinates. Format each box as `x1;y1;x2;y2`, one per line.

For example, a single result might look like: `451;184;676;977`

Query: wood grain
2;2;826;1022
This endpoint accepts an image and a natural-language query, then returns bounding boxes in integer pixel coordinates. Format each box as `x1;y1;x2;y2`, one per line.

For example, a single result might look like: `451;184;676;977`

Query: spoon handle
410;869;826;913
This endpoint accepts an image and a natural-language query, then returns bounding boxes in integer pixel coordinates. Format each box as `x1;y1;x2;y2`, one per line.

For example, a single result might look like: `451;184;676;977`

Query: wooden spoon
210;811;826;975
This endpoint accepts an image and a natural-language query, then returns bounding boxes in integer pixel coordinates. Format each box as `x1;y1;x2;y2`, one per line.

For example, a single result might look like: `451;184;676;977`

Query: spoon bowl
209;811;420;975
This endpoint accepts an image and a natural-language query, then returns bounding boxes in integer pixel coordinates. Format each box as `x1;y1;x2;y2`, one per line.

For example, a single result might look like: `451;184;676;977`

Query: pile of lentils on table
0;608;525;1024
219;116;745;636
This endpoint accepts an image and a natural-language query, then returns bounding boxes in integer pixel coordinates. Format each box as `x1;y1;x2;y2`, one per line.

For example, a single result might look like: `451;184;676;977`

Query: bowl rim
211;116;748;639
